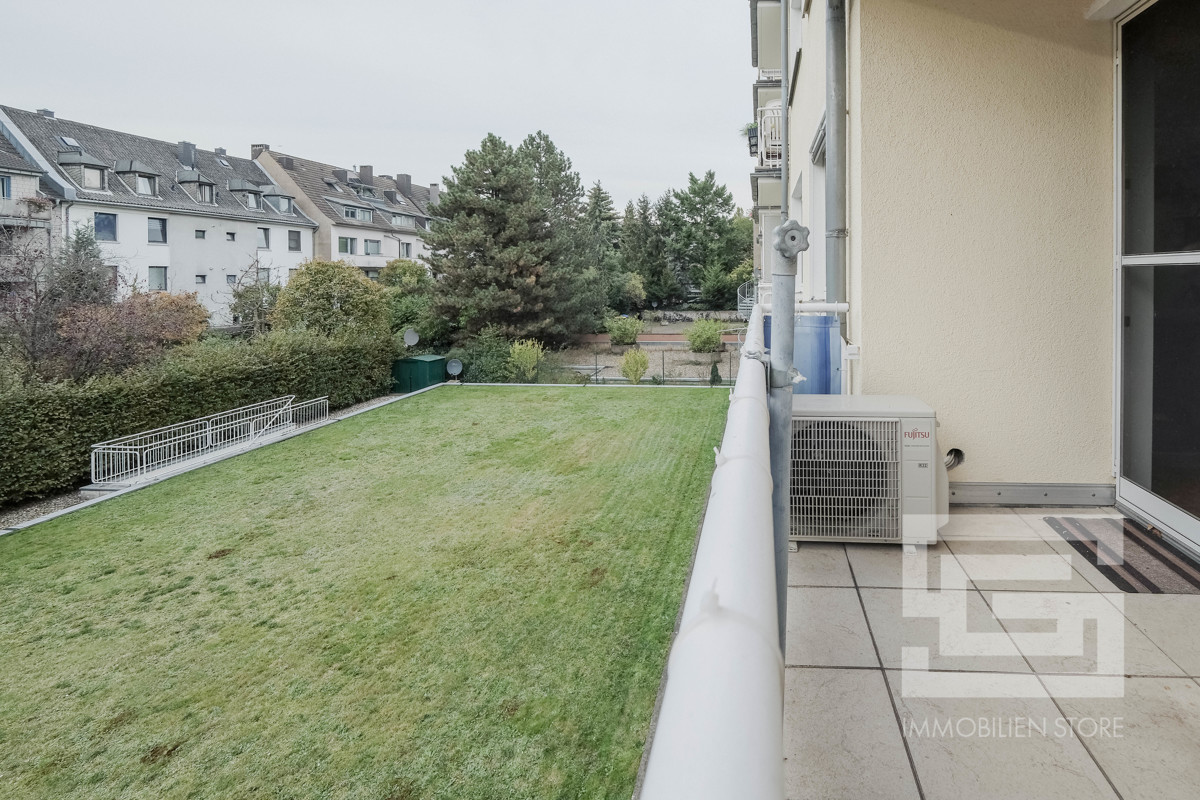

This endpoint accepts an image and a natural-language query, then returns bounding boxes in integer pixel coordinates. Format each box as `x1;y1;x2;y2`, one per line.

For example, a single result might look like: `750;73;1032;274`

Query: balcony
756;105;783;170
758;68;782;83
0;197;52;228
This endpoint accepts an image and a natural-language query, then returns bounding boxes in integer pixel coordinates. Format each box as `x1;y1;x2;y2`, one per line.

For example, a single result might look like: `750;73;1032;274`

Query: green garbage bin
392;355;447;393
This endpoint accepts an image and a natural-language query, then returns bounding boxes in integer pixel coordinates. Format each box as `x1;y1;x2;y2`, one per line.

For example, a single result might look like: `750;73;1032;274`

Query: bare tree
226;257;282;336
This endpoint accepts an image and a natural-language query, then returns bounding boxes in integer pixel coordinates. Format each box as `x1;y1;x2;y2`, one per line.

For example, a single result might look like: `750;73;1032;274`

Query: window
288;230;301;251
365;269;380;280
344;206;359;220
226;274;238;285
257;268;271;284
244;193;261;210
217;157;231;168
147;217;167;243
135;175;156;195
257;227;270;249
198;184;214;203
271;196;292;213
338;236;357;255
148;266;167;291
400;242;412;258
195;275;207;284
58;136;80;148
0;176;9;199
392;213;414;227
226;231;236;241
83;166;104;190
364;239;382;255
195;229;206;239
361;208;372;223
94;212;117;241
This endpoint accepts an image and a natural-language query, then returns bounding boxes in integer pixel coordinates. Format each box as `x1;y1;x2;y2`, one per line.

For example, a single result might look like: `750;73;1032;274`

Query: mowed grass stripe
0;386;727;799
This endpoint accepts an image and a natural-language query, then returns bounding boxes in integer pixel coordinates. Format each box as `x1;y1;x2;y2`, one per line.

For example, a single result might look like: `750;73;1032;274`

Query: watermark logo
899;517;1126;699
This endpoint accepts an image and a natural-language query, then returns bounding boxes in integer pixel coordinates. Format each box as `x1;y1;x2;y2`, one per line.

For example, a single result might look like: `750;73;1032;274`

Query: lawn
0;386;728;800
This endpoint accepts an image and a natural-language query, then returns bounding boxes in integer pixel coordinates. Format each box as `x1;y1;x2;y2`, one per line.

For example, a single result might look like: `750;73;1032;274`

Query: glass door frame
1114;0;1200;559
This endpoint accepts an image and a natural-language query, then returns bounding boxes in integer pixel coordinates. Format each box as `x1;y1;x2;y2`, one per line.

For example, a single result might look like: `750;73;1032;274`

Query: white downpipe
641;304;783;800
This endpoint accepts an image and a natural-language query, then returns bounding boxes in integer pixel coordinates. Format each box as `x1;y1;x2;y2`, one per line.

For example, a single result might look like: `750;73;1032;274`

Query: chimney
332;168;348;183
383;189;398;203
395;173;412;196
428;183;440;207
359;164;374;186
36;108;54;118
251;143;271;159
177;141;196;169
214;147;227;156
280;156;294;170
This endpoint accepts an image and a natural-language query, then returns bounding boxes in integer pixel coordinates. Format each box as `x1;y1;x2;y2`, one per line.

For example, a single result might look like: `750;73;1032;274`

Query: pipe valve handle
773;220;810;259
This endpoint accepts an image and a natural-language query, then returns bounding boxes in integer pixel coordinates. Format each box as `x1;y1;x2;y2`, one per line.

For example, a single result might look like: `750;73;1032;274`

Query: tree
227;260;280;336
0;220;116;382
379;258;447;346
621;194;680;306
426;134;563;343
518;131;584;226
270;260;389;336
659;172;744;298
50;291;209;379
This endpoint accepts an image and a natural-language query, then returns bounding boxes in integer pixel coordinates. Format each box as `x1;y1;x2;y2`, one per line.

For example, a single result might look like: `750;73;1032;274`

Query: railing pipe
641;304;783;799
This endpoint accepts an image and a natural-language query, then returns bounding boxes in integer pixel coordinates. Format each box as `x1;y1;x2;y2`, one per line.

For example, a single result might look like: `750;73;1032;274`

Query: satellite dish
403;328;420;347
446;359;464;378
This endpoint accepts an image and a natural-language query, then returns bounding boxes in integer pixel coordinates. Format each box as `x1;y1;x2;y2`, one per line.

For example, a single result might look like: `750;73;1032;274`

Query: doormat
1044;517;1200;594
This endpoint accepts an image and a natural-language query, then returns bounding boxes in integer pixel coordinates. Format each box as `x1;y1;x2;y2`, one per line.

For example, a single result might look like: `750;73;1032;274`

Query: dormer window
268;195;292;214
135;175;156;195
392;213;415;228
198;184;214;203
83;166;105;190
244;192;261;210
344;206;371;222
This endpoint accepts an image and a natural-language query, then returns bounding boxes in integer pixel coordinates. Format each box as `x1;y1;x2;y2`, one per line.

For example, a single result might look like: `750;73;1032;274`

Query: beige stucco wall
853;0;1115;484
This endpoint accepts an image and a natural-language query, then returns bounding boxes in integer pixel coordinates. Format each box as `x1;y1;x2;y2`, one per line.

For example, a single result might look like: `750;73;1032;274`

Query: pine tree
425;134;563;342
621;195;678;306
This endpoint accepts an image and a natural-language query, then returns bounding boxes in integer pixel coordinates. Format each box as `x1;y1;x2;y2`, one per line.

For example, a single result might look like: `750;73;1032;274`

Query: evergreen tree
425;134;563;342
621;195;678;306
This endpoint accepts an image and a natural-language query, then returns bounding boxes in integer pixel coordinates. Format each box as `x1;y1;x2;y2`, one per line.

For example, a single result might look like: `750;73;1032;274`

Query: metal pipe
826;0;848;306
795;301;850;314
766;0;795;655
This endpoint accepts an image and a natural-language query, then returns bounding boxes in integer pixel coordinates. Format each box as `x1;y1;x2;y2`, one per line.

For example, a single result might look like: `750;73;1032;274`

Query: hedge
0;331;393;506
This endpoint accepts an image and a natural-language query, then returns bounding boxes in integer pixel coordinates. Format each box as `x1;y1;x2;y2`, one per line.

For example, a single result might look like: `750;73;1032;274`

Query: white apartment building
0;106;318;325
254;148;437;280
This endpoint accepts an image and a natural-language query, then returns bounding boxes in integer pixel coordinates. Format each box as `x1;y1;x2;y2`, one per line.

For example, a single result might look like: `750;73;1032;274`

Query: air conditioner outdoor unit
791;395;947;544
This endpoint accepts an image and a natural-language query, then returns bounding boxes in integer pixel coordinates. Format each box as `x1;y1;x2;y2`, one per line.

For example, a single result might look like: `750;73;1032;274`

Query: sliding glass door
1119;0;1200;551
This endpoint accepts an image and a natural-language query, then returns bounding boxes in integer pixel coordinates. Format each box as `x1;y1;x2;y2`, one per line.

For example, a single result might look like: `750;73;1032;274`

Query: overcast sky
4;0;756;211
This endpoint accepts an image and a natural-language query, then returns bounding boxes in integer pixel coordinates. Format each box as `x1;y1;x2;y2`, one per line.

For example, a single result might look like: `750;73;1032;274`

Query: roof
264;149;434;235
0;133;41;175
0;106;317;227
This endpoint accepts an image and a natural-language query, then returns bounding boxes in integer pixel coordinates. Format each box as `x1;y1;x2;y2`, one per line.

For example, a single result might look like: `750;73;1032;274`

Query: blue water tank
793;315;842;395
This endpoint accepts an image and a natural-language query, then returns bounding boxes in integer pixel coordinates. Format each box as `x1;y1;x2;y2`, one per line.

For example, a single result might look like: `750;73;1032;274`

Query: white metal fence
756;105;783;169
640;305;783;799
90;395;329;484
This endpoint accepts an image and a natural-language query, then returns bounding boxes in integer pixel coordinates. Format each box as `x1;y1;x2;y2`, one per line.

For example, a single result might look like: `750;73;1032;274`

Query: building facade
752;0;1200;554
0;131;56;294
254;148;437;280
0;106;318;325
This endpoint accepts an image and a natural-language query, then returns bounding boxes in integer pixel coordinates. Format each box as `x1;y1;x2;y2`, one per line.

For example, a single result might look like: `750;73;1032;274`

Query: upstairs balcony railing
0;197;53;225
758;67;782;82
756;106;783;170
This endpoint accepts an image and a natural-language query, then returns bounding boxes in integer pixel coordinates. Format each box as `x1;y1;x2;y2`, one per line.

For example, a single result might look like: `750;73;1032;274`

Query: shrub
709;362;723;386
604;315;644;346
379;258;432;290
620;348;649;384
444;327;512;383
507;339;545;383
686;319;725;353
271;261;388;336
0;330;393;506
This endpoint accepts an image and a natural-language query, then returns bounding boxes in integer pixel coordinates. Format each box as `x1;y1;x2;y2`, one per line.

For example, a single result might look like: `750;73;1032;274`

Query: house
751;0;1200;553
0;129;56;294
253;148;437;280
0;106;318;325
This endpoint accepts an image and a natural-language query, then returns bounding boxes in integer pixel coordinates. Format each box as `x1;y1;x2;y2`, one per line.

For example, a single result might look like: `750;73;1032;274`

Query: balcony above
0;197;52;228
751;0;782;71
755;104;783;171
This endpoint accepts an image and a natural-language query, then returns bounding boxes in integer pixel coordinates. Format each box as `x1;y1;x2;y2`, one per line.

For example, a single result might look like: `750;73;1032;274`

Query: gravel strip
332;393;403;418
0;491;88;529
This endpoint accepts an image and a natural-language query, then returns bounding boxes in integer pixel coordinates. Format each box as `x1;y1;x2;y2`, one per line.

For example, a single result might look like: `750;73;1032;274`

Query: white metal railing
757;105;783;170
758;68;782;82
90;395;329;484
641;304;783;799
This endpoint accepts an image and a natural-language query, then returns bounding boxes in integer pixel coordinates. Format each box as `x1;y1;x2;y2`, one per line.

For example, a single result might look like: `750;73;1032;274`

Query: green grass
0;386;728;799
